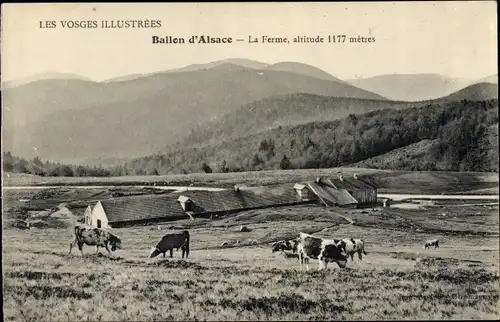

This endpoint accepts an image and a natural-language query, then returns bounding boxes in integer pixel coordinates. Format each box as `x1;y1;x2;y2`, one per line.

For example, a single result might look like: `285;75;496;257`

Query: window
97;219;102;228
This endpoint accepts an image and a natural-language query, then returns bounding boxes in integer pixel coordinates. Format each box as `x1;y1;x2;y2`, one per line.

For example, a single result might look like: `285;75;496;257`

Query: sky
1;2;498;82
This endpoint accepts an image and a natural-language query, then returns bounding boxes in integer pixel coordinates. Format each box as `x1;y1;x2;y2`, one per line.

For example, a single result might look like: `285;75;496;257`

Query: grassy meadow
3;202;499;321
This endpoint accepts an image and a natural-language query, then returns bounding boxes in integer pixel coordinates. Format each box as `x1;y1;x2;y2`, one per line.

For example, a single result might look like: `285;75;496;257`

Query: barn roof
239;184;308;208
306;182;358;206
169;184;310;215
100;194;187;223
317;175;377;191
170;190;246;214
293;183;307;190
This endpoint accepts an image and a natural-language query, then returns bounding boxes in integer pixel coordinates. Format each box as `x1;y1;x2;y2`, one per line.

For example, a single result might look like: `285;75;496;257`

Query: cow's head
338;240;347;256
149;246;162;258
272;240;294;253
271;242;282;252
109;234;122;251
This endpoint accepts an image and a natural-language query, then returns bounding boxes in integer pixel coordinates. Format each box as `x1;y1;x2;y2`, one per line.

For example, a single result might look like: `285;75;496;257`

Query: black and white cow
149;230;190;259
424;239;439;249
295;232;348;270
69;224;122;256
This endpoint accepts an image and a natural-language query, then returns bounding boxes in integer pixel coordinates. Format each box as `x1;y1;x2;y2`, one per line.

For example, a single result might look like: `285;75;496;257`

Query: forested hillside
2;153;118;177
179;94;427;148
4;99;497;177
126;99;498;174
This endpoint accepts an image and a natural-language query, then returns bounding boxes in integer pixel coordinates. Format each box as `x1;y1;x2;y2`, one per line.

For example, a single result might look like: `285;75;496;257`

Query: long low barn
83;184;315;227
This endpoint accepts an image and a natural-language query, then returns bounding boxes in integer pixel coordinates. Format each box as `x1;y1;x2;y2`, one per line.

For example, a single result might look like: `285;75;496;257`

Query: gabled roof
356;175;380;188
169;184;310;215
322;175;378;191
341;176;377;190
306;182;358;206
99;194;187;223
177;195;192;203
239;184;307;208
293;183;307;190
171;190;246;214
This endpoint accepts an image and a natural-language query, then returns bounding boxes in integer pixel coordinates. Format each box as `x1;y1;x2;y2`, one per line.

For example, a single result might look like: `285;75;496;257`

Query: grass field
3;202;499;321
3;167;499;195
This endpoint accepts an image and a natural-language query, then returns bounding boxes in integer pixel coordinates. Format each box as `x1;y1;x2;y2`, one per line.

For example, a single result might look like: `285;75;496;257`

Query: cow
342;238;368;262
424;239;439;249
295;232;348;270
271;240;294;252
69;224;122;256
149;230;190;259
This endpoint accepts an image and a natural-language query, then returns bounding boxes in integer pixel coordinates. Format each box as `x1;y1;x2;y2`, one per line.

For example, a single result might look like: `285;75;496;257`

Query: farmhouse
85;184;315;227
301;174;378;208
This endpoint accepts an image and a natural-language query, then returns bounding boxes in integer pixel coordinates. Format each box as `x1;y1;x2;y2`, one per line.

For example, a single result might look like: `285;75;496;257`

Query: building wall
349;188;377;204
84;206;92;225
90;201;111;229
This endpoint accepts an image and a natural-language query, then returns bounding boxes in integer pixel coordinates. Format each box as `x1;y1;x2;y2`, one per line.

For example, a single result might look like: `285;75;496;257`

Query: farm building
85;184;315;227
88;194;188;228
301;174;378;208
170;184;315;219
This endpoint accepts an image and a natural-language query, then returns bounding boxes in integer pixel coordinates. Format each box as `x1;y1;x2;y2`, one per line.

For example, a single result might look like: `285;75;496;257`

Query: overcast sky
1;2;497;82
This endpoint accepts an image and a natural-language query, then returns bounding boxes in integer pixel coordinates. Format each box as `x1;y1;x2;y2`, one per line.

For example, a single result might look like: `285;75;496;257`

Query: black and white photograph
1;2;498;320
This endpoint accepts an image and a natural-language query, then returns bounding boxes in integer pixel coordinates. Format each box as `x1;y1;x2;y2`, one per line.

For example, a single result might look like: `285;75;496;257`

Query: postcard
1;2;498;321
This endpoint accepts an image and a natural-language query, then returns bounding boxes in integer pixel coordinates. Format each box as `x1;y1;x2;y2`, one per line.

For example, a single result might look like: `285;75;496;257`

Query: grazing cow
271;240;294;252
69;224;122;256
342;238;368;262
149;230;190;259
295;232;348;270
424;239;439;249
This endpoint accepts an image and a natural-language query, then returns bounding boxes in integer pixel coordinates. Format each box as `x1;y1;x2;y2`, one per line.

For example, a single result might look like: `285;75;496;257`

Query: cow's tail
74;225;81;241
361;239;368;255
181;232;190;249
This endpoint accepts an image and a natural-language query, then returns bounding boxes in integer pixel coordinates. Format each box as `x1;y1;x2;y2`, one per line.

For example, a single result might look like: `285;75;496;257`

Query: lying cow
342;238;368;262
271;240;294;252
69;224;122;256
295;232;348;270
149;230;190;259
424;239;439;249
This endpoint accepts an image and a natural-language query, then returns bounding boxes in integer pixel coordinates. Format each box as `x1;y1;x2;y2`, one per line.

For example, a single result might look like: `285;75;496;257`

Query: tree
279;155;291;170
219;160;229;173
201;162;213;173
251;153;263;168
75;165;88;177
58;165;74;177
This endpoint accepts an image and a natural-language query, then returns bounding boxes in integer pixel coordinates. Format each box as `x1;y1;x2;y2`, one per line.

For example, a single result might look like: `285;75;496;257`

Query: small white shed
177;195;195;212
87;201;111;229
